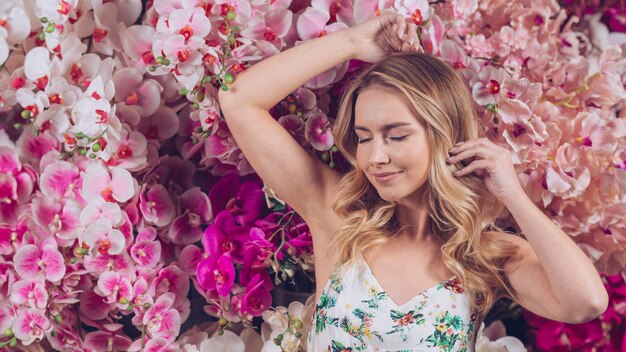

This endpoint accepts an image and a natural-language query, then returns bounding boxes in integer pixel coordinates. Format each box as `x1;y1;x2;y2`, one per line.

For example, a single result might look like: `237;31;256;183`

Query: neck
393;186;435;244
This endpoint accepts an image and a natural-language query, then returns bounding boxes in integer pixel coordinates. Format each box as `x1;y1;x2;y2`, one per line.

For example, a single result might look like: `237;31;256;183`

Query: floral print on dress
308;255;478;351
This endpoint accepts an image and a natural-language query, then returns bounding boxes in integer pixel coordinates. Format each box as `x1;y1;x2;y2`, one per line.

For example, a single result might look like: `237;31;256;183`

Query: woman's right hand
347;12;421;63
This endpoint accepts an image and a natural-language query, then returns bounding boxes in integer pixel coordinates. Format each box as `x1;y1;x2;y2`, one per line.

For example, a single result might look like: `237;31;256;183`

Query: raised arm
217;13;419;225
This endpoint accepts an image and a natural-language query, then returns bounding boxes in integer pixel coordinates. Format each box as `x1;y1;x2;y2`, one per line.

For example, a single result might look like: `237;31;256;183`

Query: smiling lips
372;171;402;184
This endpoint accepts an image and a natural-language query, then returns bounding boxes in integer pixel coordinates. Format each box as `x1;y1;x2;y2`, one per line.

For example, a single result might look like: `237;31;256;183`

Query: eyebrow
353;122;412;131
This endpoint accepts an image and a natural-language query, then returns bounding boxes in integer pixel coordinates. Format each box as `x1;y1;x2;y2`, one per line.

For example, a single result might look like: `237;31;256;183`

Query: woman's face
354;87;431;203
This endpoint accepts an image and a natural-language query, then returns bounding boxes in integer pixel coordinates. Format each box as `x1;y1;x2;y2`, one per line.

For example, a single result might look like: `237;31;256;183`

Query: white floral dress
307;253;478;351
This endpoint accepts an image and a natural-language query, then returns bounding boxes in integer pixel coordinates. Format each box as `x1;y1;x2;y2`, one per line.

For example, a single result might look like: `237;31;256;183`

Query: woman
218;12;608;351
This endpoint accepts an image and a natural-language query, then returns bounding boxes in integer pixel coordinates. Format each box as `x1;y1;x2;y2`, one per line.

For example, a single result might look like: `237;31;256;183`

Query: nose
368;138;390;166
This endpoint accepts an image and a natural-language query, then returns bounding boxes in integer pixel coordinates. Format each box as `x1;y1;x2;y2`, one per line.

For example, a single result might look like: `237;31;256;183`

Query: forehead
354;87;418;128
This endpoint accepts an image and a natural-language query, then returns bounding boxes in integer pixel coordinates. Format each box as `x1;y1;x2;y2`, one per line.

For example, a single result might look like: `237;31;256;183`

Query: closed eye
389;136;408;141
357;136;408;144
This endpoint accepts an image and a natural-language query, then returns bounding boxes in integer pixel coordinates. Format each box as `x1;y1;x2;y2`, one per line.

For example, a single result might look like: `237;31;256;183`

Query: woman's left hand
447;138;524;202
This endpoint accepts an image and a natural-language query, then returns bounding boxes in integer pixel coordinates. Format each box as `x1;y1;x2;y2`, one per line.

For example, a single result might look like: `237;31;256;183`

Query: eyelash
357;136;408;144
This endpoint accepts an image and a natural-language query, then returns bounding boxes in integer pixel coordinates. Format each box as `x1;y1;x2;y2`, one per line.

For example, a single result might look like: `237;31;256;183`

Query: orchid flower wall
0;0;624;351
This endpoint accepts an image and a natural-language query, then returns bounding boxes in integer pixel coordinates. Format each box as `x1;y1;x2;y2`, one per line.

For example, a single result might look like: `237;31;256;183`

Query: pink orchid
304;110;334;151
84;323;133;351
12;308;51;345
178;244;205;275
101;124;149;171
241;273;272;317
131;239;162;268
70;77;114;138
395;0;433;26
169;187;213;244
83;252;136;279
202;210;250;262
79;198;123;227
149;265;190;308
201;120;255;175
39;161;83;200
14;243;66;282
0;221;28;255
143;292;181;343
15;128;60;167
196;252;236;297
83;218;126;256
472;65;507;106
163;8;211;41
10;280;48;310
79;289;114;321
120;25;157;69
138;105;180;141
208;173;264;225
113;68;163;117
23;47;51;91
96;271;134;309
240;9;292;49
32;196;82;243
82;164;135;203
242;227;277;271
311;0;357;26
139;183;176;227
421;14;445;55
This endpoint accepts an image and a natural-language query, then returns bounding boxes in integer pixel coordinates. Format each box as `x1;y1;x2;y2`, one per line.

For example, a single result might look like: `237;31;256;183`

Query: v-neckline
358;252;456;309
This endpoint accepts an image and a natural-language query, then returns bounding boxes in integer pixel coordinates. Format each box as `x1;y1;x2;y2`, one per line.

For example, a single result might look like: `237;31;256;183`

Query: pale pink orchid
472;65;507;106
304;110;334;151
95;271;134;309
113;67;163;117
169;186;213;244
83;323;133;351
200;120;255;175
211;0;253;20
138;105;181;141
421;14;445;55
311;0;357;26
91;0;127;56
120;25;158;69
0;1;30;44
79;197;123;227
83;218;126;256
240;9;292;50
394;0;432;25
143;292;181;343
129;336;180;352
14;243;66;282
196;252;236;297
23;47;51;91
12;308;51;345
101;124;149;171
139;183;176;227
10;280;48;310
16;89;49;120
82;164;135;203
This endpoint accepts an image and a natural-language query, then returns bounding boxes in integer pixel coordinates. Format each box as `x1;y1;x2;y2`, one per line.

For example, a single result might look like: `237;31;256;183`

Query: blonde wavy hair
328;51;521;330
